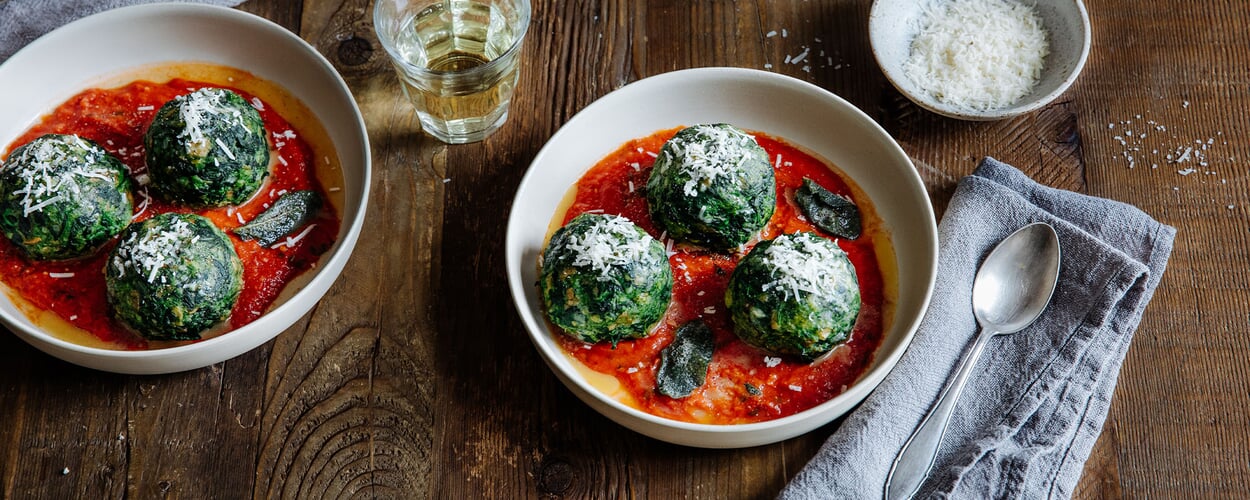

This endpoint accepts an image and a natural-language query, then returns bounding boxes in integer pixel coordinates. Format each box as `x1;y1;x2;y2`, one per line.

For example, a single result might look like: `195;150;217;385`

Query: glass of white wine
374;0;531;144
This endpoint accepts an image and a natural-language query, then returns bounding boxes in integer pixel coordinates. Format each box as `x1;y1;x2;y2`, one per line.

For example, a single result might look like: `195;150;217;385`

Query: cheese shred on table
904;0;1050;111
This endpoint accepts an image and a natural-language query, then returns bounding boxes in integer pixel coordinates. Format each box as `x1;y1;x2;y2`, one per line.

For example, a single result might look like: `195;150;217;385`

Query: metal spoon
884;222;1062;499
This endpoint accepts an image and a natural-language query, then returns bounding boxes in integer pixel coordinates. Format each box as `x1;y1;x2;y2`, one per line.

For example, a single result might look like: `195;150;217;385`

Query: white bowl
505;68;938;448
869;0;1091;120
0;4;370;374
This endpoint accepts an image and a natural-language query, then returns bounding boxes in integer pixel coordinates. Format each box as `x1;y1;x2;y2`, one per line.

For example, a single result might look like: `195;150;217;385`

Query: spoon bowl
885;222;1061;499
973;223;1063;333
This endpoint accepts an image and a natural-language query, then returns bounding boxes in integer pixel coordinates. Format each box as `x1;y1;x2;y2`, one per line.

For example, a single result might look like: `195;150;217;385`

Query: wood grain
253;1;439;498
3;0;1250;498
1072;0;1250;497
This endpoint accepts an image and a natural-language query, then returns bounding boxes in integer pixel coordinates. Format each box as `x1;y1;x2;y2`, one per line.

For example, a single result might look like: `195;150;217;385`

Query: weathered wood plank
0;355;130;499
249;0;440;498
1069;0;1250;497
122;362;264;497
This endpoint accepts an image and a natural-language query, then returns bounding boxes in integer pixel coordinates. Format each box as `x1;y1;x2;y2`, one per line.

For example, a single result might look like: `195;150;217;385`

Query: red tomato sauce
0;78;340;349
554;128;886;424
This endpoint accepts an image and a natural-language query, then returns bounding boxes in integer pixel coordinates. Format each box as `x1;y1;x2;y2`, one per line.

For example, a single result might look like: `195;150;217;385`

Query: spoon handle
884;329;997;499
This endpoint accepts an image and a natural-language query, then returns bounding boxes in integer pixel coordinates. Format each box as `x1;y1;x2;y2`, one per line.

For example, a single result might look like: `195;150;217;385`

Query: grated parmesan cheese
759;233;857;302
271;224;317;249
111;217;197;283
662;125;759;197
903;0;1049;111
131;188;151;222
7;136;116;217
215;138;236;160
559;215;654;281
791;48;809;64
174;88;247;156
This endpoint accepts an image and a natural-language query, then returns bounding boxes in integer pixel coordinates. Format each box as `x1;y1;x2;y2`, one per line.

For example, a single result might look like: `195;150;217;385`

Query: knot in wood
536;458;574;494
337;35;374;67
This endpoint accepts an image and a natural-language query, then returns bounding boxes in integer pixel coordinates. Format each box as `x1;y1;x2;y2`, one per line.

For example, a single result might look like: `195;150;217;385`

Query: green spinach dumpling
725;232;860;360
144;88;269;207
105;213;243;341
646;124;775;250
540;213;673;345
0;134;133;261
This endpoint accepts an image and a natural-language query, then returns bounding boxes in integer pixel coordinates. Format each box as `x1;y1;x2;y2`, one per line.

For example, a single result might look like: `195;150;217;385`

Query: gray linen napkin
781;157;1175;499
0;0;243;62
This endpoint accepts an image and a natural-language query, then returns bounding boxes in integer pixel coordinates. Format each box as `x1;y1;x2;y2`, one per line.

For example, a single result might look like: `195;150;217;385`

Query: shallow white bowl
869;0;1091;120
0;4;370;374
506;68;938;448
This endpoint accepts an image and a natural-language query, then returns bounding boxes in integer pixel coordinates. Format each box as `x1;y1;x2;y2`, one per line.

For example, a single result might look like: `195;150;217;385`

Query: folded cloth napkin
781;157;1176;499
0;0;243;62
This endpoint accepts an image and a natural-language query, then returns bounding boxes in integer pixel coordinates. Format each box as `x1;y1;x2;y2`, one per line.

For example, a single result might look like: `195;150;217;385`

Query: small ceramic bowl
0;4;370;374
506;68;939;448
869;0;1091;120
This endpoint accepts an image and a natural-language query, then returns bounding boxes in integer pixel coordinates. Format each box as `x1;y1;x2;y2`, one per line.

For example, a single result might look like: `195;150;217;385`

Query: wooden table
2;0;1247;497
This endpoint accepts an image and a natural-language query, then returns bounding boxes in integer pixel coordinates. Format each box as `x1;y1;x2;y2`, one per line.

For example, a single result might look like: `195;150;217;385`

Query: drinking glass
374;0;531;144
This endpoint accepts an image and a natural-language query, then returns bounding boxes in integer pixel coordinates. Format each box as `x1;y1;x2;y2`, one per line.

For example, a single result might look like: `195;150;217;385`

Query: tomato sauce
0;78;340;349
553;128;888;424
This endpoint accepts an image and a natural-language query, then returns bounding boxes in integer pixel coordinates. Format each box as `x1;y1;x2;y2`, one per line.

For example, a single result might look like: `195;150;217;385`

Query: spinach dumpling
0;134;133;261
144;88;269;207
646;124;775;250
105;213;243;341
725;232;860;360
539;213;673;345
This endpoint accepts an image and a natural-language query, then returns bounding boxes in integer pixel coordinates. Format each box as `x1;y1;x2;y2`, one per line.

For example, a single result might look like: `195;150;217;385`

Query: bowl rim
868;0;1093;121
0;3;371;365
506;67;938;440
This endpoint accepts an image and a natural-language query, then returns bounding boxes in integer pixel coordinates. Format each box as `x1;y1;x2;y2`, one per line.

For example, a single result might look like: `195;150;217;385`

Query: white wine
383;0;528;143
397;50;517;142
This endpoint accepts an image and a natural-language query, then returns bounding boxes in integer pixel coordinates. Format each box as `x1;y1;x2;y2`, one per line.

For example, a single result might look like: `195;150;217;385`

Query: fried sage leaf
233;190;322;246
656;319;716;398
795;177;861;239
